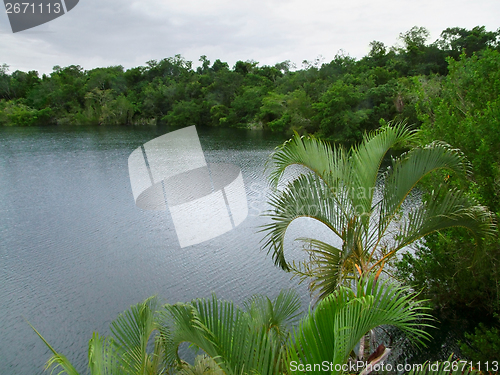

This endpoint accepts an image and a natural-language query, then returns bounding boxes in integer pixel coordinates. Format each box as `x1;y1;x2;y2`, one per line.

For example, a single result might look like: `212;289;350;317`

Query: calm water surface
0;126;331;374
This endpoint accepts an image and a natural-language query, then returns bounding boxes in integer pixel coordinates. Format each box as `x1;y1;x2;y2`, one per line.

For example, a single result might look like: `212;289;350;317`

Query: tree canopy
1;26;499;143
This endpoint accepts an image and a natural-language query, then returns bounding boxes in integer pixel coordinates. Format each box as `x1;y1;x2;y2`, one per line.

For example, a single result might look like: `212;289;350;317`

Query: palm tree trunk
358;331;372;362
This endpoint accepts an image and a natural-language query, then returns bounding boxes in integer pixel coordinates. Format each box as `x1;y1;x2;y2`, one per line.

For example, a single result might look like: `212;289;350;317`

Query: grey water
0;125;327;374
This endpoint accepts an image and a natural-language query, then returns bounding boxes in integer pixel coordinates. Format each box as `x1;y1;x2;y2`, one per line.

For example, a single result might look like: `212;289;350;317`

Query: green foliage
82;89;134;125
287;276;432;375
395;48;500;362
162;100;204;127
33;277;434;375
0;99;54;126
397;233;499;318
2;26;497;133
399;26;430;51
313;76;369;141
165;288;303;375
395;230;500;361
437;26;500;59
460;316;500;363
228;86;268;127
31;296;168;375
416;48;500;212
260;89;314;133
262;123;495;301
177;355;225;375
209;104;229;126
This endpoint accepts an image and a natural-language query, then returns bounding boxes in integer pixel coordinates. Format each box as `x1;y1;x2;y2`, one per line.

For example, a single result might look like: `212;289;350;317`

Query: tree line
1;26;498;142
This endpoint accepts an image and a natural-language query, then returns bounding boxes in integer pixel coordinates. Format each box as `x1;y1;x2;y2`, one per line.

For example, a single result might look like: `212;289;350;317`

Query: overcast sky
1;0;499;75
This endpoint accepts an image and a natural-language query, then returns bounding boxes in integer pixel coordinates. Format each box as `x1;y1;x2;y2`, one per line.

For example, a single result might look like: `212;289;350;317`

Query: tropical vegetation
1;26;499;141
394;46;500;362
17;23;500;367
32;276;441;375
32;124;498;372
261;123;495;300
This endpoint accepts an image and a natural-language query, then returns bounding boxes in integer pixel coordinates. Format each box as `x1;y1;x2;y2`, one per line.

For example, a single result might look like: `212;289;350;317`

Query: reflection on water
0;125;319;374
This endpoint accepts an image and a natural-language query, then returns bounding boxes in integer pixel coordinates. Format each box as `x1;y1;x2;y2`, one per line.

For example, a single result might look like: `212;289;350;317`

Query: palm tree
261;123;496;300
286;275;431;375
159;276;432;375
33;277;483;375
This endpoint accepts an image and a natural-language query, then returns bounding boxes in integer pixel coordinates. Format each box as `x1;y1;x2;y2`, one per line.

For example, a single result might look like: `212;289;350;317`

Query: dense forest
4;25;500;364
0;26;498;140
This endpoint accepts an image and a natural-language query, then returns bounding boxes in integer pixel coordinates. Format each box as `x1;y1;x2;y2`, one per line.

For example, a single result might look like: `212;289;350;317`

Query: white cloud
1;0;499;74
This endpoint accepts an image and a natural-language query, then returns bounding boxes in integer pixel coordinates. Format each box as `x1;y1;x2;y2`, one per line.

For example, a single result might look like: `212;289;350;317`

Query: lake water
0;125;332;374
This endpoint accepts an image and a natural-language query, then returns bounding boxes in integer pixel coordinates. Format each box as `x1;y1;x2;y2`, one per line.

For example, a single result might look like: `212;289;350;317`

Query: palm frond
243;289;302;344
28;321;81;375
260;173;348;271
177;355;225;375
293;238;355;300
110;296;164;375
88;332;127;375
266;132;344;189
30;297;169;375
391;186;496;258
378;141;471;240
163;301;216;368
287;276;432;375
348;122;418;223
165;294;285;375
